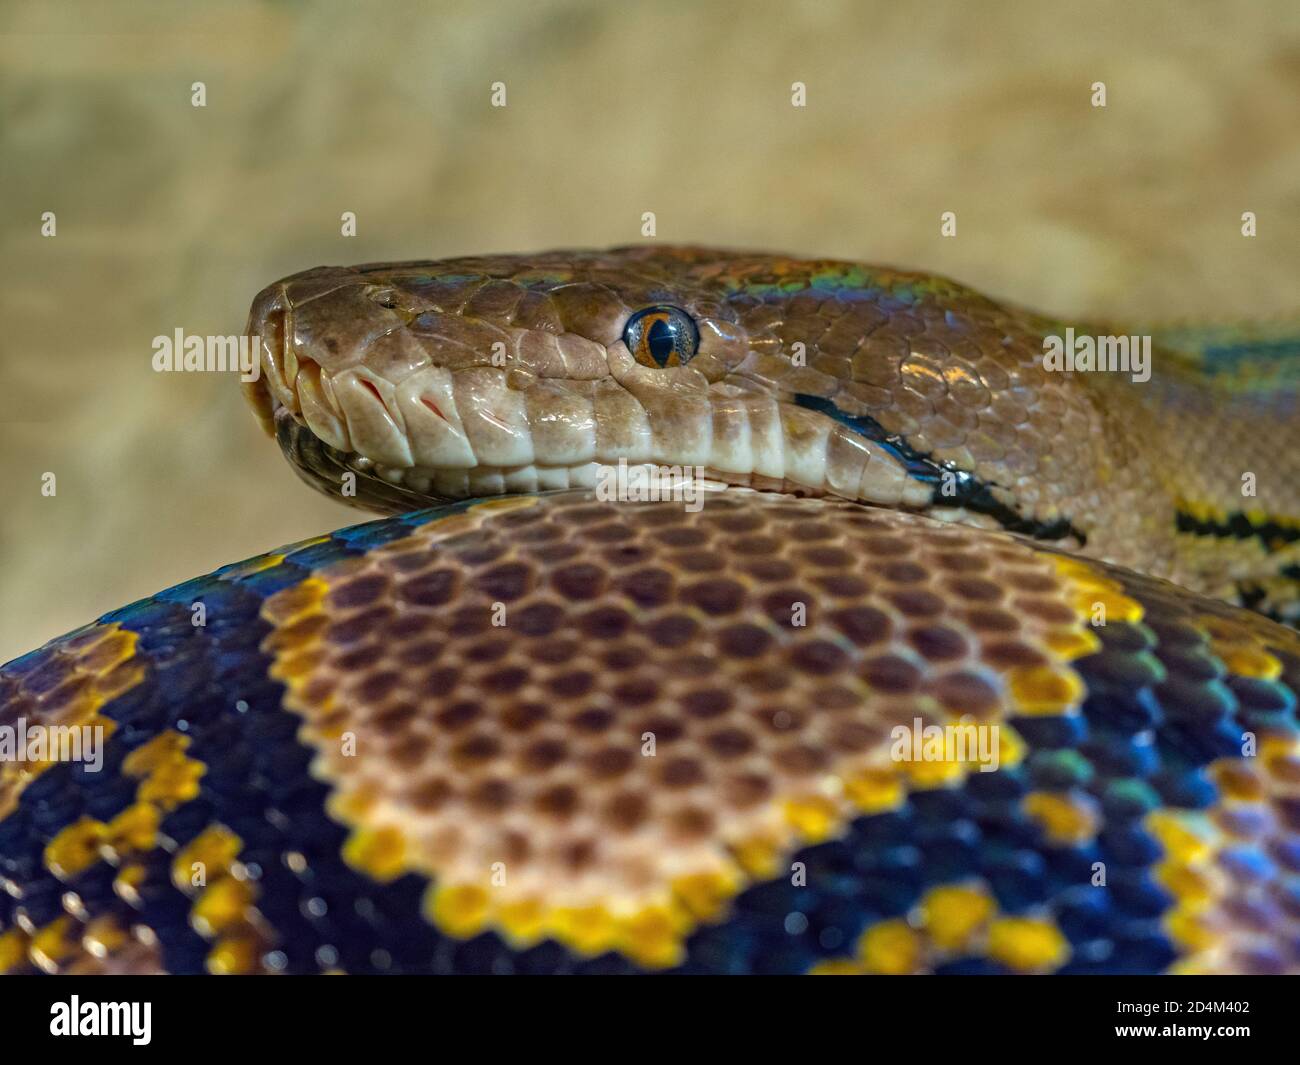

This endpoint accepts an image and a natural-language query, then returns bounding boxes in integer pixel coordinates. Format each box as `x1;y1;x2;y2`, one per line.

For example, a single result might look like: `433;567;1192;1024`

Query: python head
244;246;1166;571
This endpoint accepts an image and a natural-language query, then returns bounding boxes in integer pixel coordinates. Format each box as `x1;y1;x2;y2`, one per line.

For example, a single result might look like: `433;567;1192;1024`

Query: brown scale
261;490;1110;966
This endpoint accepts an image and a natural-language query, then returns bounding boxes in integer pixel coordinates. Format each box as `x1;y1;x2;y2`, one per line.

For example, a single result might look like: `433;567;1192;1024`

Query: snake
3;245;1299;976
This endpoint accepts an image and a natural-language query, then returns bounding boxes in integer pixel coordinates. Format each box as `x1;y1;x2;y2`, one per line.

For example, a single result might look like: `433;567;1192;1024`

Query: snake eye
368;287;400;310
624;306;699;368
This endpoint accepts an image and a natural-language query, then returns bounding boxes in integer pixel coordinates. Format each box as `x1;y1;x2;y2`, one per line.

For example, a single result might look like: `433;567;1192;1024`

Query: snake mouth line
794;395;1088;545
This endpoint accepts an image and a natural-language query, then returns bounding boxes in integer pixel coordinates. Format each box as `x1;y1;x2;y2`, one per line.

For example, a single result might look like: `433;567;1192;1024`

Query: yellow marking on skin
899;753;967;788
469;496;541;515
1220;646;1281;680
617;905;689;969
843;766;906;813
77;629;138;674
817;876;1071;974
918;883;996;952
1164;909;1218;955
192;877;258;937
1178;499;1226;526
220;552;287;579
25;723;210;976
122;733;208;816
1050;557;1145;624
156;822;273;972
781;794;841;840
1179;499;1300;536
809;959;868;975
1022;790;1099;845
857;919;921;975
207;935;261;975
342;825;408;882
1153;860;1215;906
1194;612;1291;682
987;916;1070;972
122;730;189;778
426;884;492;939
1075;589;1144;624
28;916;78;974
1262;736;1300;783
102;802;162;858
80;916;129;959
172;825;243;890
548;905;618;957
261;577;329;626
269;647;330;682
1146;810;1213;864
1145;740;1300;972
1042;627;1102;659
1050;557;1119;588
996;724;1027;769
0;928;30;974
113;863;149;907
430;880;698;969
0;623;142;820
135;744;205;810
671;867;743;921
326;782;382;823
730;832;785;878
95;663;145;703
496;897;548;944
1209;760;1266;802
44;816;107;880
262;613;329;654
1006;664;1085;715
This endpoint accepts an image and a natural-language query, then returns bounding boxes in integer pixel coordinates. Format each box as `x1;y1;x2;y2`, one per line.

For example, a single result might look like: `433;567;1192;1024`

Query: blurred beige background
2;0;1298;662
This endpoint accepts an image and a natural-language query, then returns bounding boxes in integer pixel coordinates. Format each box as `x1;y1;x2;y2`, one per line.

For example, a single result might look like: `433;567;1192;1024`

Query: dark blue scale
335;507;466;549
13;879;67;930
280;539;364;572
1010;711;1090;750
1080;730;1159;778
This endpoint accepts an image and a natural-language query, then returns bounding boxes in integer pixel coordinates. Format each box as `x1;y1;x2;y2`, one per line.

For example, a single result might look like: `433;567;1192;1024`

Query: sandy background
1;0;1298;663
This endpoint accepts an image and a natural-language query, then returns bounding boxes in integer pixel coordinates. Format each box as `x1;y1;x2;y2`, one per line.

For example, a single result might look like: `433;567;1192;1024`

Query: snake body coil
3;248;1299;975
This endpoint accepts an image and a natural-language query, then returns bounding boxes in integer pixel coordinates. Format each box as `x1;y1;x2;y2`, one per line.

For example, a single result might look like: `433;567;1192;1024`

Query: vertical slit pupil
647;318;676;364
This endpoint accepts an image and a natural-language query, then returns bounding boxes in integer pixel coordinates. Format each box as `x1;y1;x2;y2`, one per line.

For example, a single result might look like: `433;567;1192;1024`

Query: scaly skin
2;249;1299;976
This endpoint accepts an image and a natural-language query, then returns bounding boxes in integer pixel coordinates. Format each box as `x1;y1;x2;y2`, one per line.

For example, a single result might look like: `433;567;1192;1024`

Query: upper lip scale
269;341;929;509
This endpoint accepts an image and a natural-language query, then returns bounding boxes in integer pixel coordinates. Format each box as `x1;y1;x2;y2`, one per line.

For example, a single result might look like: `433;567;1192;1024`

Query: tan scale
261;489;1124;967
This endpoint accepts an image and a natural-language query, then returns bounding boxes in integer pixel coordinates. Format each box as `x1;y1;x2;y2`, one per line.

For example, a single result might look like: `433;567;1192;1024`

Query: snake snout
241;283;289;437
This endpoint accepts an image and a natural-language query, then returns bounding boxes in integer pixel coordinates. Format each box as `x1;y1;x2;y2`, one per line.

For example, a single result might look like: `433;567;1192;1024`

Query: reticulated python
3;246;1298;975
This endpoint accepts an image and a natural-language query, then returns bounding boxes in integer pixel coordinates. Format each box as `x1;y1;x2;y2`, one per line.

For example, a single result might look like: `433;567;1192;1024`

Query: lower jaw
276;398;934;512
279;413;1083;549
358;458;933;511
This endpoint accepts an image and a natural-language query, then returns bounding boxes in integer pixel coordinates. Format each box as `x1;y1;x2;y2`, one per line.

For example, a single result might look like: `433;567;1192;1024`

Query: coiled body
3;250;1299;975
